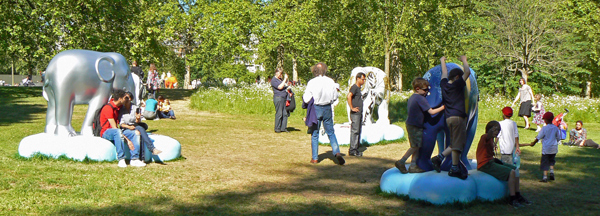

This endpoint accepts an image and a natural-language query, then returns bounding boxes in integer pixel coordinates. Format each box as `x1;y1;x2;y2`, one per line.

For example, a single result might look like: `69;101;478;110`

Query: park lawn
1;87;599;215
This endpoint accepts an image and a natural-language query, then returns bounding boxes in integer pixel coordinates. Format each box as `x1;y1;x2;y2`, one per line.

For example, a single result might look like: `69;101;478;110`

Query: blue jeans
135;125;156;160
102;128;126;160
122;129;141;160
158;110;175;119
311;104;340;160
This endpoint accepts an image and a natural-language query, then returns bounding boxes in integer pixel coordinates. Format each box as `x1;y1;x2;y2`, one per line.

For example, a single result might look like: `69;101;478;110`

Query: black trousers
273;96;288;132
349;112;362;154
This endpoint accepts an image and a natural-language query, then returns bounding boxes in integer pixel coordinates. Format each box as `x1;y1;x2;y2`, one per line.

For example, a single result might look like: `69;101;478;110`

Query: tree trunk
521;69;529;83
585;80;592;98
184;64;191;89
384;44;391;102
292;51;298;82
11;60;14;86
397;70;403;91
277;44;284;69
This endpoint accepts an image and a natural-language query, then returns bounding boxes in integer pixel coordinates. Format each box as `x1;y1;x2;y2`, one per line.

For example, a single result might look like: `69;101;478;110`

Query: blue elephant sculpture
416;63;479;171
43;50;136;137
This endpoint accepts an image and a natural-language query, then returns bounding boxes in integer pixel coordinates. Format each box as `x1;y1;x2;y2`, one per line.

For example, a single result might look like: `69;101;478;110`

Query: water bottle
513;153;521;177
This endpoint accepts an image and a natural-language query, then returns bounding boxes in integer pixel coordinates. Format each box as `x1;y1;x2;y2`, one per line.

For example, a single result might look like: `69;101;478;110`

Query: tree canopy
1;0;599;97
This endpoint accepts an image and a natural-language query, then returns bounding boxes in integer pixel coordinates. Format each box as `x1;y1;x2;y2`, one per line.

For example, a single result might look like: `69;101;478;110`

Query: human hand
459;55;467;62
284;74;288;80
440;105;445;110
516;148;521;155
352;107;359;112
127;140;135;150
440;56;446;62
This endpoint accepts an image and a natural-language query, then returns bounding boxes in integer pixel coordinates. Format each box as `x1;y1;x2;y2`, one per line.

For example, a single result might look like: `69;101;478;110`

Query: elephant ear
95;56;116;83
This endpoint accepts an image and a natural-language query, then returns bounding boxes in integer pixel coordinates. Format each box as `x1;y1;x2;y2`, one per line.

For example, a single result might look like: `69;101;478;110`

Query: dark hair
125;91;134;99
312;62;328;76
113;89;126;100
148;93;154;99
274;68;283;76
577;120;583;126
519;78;526;84
411;78;429;90
448;68;464;80
485;121;500;134
356;72;366;80
157;95;164;101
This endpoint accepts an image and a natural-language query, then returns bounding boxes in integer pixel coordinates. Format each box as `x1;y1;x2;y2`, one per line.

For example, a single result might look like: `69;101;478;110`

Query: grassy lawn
1;87;599;215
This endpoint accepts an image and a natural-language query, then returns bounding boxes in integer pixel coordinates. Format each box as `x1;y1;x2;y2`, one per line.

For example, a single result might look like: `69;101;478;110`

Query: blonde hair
535;93;542;101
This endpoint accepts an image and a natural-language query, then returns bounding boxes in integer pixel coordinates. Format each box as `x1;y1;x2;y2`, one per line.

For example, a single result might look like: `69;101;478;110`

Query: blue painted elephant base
379;64;508;204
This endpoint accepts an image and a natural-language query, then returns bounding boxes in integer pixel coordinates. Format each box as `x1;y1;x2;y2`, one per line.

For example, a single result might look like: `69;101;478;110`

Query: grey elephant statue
43;49;136;137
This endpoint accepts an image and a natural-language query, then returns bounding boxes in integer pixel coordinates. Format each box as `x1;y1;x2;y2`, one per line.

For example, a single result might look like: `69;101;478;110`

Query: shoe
448;167;468;180
281;130;289;133
310;159;318;164
335;153;345;165
431;156;442;173
511;199;524;209
130;159;147;167
524;125;530;129
349;152;363;157
153;118;160;121
408;165;426;173
152;149;163;155
118;159;127;168
170;116;176;120
395;160;408;174
540;178;548;183
275;130;281;133
517;195;533;205
535;128;541;132
549;172;555;180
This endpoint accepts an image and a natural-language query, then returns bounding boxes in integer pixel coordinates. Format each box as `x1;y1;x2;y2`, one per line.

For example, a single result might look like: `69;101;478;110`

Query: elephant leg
377;100;390;125
54;91;77;137
81;96;108;136
44;86;57;134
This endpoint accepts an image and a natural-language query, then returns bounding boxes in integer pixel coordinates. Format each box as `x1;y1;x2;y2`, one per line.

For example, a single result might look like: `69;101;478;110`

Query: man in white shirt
498;107;521;164
303;63;345;165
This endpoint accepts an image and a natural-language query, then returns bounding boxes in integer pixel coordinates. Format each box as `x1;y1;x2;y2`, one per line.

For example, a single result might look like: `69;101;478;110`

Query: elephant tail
95;56;115;83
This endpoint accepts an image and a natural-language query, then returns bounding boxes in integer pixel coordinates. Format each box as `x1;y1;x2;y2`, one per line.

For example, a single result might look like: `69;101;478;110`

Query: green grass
2;86;600;215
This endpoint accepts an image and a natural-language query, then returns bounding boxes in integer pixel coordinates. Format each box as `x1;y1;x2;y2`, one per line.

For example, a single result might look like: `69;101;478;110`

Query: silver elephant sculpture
43;49;136;137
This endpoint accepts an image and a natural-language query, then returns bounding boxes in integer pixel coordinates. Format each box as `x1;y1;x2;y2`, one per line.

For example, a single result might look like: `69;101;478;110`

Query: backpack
92;103;116;137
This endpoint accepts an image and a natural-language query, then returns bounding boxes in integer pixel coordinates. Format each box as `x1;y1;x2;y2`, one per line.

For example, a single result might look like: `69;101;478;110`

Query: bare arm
530;138;539;147
428;105;445;115
460;56;471;81
347;92;359;112
512;92;521;106
277;74;288;90
515;137;521;154
529;87;535;104
440;57;448;79
108;118;118;129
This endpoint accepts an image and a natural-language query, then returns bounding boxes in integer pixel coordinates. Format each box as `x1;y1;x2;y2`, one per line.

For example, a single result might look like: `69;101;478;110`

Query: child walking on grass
527;112;561;182
531;94;545;132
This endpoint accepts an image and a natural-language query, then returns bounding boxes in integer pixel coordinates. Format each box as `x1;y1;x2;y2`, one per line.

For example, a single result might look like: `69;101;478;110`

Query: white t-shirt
303;75;339;105
536;124;561;154
498;119;519;154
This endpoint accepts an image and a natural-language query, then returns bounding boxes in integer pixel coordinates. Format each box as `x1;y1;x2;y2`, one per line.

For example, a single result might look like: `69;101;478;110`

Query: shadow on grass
157;89;196;101
0;87;46;126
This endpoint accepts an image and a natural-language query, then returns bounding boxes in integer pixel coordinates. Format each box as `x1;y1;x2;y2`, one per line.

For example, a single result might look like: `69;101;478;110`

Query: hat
502;107;513;117
543;112;554;121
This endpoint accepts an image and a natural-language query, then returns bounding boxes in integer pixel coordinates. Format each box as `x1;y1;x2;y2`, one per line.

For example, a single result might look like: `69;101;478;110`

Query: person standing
347;72;366;157
303;63;345;165
271;68;289;133
512;78;535;129
131;61;144;79
147;63;159;98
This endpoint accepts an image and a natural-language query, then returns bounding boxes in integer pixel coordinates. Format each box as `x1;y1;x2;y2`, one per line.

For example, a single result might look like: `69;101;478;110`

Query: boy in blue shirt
431;55;471;179
395;78;445;173
528;112;561;182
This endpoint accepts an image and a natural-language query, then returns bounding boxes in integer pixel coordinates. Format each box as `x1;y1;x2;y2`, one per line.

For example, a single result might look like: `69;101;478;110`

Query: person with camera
120;92;163;164
271;68;289;133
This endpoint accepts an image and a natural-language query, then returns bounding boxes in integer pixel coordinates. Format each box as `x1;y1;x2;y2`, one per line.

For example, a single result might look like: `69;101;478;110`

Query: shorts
479;160;517;181
540;154;556;171
519;100;532;117
406;124;423;148
501;154;513;164
446;116;466;151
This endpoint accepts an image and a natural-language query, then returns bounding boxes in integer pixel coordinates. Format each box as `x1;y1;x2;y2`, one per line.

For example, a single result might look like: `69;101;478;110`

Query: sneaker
130;159;147;167
395;160;408;174
540;178;548;183
431;156;442;173
408;165;426;173
118;159;127;168
549;172;555;180
335;153;345;165
310;159;318;164
517;195;533;205
448;167;468;180
152;149;163;155
511;199;524;209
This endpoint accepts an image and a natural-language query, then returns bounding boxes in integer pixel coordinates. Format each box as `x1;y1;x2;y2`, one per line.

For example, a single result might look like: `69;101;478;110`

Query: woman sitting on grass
157;96;176;119
569;121;599;149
